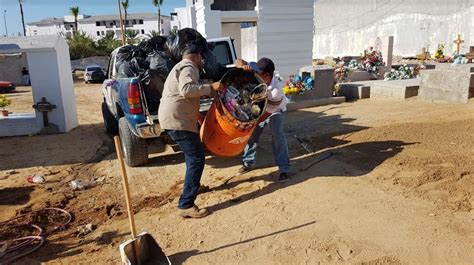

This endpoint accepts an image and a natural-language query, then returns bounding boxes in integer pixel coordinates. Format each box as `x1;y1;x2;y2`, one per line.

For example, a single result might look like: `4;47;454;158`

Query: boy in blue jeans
236;58;290;182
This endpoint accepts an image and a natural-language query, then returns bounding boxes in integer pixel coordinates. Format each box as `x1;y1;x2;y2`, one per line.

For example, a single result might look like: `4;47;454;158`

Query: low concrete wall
70;56;109;71
287;97;345;111
0;53;28;85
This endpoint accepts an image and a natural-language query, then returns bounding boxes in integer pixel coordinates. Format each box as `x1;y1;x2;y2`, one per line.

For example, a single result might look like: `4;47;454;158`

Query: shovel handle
114;136;137;239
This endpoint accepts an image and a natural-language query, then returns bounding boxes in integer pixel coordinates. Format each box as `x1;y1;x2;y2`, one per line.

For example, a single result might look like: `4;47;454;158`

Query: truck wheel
102;102;118;134
118;117;148;167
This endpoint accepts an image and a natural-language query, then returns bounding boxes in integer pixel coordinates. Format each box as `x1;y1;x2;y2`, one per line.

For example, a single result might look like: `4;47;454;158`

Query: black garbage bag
137;36;168;55
201;48;227;80
116;45;135;64
166;28;208;61
117;57;150;78
140;69;166;114
146;51;176;76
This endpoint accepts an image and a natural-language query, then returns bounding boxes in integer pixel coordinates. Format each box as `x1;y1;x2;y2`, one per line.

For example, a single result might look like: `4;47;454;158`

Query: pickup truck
101;37;237;166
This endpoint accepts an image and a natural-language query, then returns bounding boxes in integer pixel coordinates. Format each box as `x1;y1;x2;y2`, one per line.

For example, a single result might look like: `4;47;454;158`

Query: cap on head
249;57;275;75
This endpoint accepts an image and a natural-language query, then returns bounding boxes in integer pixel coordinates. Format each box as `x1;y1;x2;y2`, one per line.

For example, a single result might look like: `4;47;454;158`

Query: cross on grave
33;97;59;135
453;34;464;55
416;48;431;64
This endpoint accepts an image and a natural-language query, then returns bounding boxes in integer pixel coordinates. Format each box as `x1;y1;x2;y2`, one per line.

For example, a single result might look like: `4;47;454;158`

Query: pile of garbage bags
116;28;226;81
115;28;227;113
219;69;267;122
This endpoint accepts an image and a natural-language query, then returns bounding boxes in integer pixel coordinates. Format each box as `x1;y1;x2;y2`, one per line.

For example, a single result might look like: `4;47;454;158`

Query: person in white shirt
235;57;290;182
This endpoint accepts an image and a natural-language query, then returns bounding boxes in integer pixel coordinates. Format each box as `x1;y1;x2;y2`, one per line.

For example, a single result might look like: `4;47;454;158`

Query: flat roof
28;13;171;26
0;36;61;53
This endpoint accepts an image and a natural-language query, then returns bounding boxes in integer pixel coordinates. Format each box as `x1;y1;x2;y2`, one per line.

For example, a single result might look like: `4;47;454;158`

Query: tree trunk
124;10;127;31
19;2;26;36
158;6;161;35
74;17;78;35
117;0;126;45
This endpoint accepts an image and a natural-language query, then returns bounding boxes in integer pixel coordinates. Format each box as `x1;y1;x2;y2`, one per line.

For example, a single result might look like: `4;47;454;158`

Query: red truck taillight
128;82;142;115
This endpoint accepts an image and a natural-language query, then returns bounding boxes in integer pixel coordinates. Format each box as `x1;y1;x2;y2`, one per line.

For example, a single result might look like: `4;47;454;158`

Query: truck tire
102;102;118;135
118;117;148;167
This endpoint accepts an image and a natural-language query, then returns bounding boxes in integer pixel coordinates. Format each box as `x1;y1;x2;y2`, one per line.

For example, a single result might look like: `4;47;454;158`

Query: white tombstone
369;36;394;68
0;36;78;137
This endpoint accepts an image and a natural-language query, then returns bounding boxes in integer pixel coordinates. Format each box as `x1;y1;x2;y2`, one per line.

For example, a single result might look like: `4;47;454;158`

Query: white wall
27;24;69;37
56;38;78;131
241;26;257;62
313;0;474;58
221;23;242;58
172;6;197;30
256;0;314;78
195;0;222;38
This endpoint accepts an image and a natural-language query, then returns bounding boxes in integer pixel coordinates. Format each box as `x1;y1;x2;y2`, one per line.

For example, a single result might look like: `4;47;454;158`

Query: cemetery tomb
369;79;420;100
418;66;474;104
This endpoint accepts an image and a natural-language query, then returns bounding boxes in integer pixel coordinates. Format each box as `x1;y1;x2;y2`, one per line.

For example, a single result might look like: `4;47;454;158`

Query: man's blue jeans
242;111;290;173
166;130;205;209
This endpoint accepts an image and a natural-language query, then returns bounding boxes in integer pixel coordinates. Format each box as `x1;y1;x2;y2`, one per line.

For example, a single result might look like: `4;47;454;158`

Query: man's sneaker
238;165;253;174
178;205;210;218
278;173;289;183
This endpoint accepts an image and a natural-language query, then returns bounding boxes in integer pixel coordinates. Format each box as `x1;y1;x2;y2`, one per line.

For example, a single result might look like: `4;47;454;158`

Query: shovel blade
119;232;170;265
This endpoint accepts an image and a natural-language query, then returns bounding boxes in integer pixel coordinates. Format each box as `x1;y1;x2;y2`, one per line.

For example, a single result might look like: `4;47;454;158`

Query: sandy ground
0;81;473;264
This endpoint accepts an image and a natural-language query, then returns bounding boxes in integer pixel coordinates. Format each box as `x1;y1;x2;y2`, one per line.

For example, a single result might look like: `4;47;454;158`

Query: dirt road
0;83;473;264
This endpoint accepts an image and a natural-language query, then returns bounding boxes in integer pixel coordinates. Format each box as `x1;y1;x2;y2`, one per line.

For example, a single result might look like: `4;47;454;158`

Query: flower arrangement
359;48;384;76
434;44;445;60
282;74;314;96
347;59;359;69
0;94;12;116
384;64;420;81
334;61;351;84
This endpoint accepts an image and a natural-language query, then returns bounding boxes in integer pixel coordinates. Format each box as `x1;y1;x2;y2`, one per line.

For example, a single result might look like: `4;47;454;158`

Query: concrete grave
369;36;394;68
370;79;420;100
464;46;474;63
337;80;381;100
299;65;335;99
0;36;78;137
418;66;474;104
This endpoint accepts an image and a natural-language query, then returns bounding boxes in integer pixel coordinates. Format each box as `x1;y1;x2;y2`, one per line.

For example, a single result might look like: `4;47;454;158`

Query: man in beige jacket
159;43;222;218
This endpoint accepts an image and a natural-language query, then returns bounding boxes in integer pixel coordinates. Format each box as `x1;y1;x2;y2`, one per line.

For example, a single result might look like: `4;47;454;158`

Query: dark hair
182;42;202;56
256;57;275;75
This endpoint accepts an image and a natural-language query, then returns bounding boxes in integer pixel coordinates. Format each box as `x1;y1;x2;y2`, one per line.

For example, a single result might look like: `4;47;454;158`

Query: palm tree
97;31;121;55
125;29;139;44
69;6;80;36
116;0;125;45
152;0;164;35
146;30;160;38
169;27;178;37
67;31;97;60
18;0;26;36
121;0;129;31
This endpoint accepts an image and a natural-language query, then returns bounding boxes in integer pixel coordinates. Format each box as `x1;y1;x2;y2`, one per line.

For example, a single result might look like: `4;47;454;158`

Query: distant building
26;13;171;40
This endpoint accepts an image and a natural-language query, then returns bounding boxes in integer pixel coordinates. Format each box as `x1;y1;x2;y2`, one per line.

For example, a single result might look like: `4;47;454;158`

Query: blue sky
0;0;186;36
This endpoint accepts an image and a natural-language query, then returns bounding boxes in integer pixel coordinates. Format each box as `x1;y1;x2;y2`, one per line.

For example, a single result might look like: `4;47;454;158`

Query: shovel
114;136;171;265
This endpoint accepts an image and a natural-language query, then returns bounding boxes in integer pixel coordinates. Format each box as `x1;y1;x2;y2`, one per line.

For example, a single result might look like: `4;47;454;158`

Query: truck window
211;41;233;65
106;51;116;79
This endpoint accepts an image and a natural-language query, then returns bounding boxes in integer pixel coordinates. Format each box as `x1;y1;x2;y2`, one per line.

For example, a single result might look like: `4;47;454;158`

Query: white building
170;0;314;78
26;13;172;41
